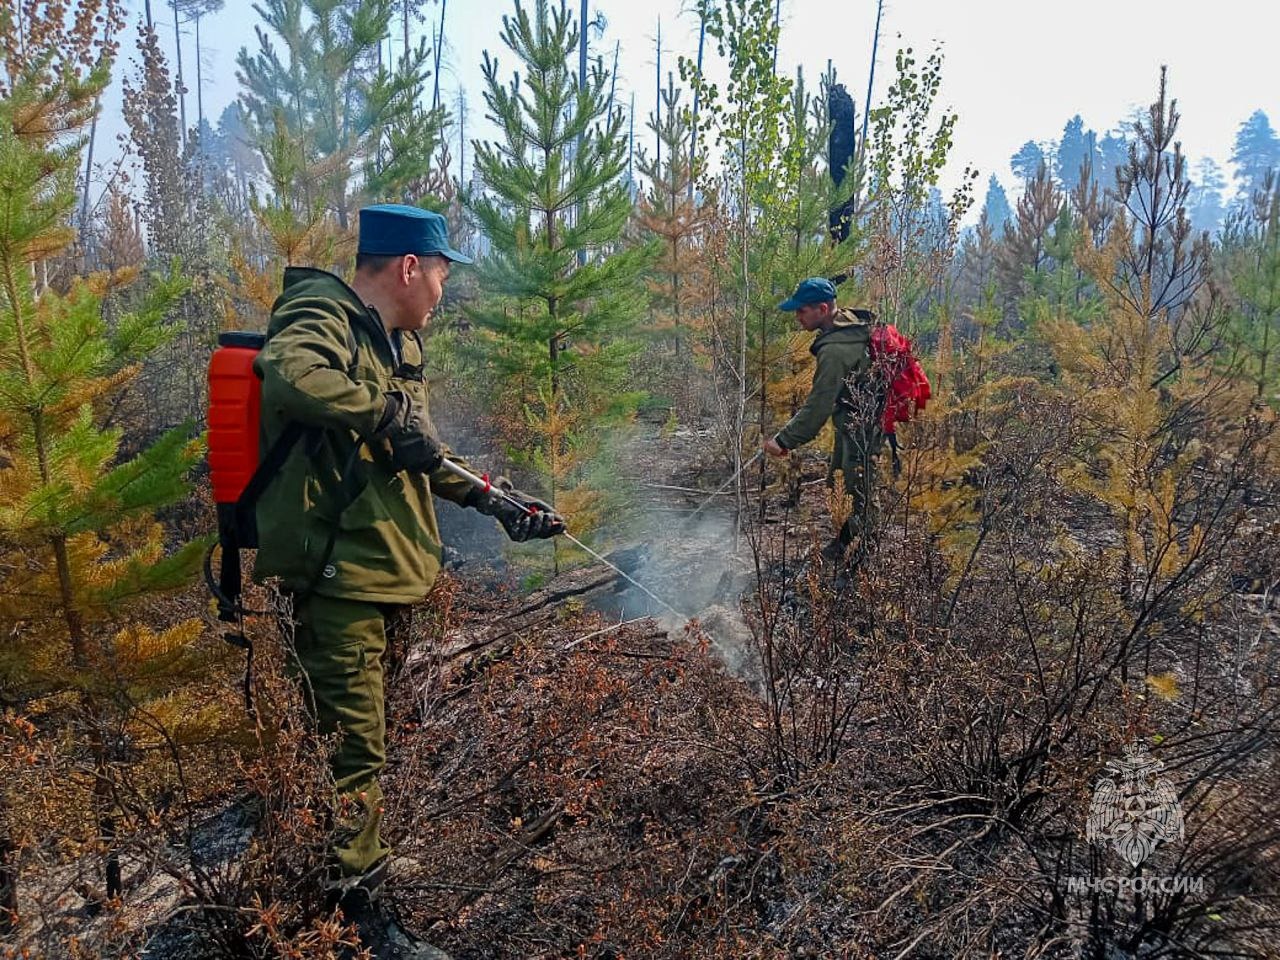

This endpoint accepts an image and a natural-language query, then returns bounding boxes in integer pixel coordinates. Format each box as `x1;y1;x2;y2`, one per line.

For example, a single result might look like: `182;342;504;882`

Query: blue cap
358;203;473;264
778;276;837;310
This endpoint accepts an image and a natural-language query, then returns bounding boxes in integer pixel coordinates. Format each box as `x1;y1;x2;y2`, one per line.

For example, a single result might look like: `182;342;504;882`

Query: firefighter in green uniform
763;277;881;564
253;203;564;956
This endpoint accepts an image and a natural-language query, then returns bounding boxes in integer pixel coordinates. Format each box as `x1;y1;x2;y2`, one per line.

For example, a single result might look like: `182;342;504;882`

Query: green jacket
775;308;880;490
252;267;477;603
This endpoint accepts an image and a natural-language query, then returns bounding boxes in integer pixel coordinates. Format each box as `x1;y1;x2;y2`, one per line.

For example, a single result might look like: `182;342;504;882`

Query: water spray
438;455;688;620
558;530;686;620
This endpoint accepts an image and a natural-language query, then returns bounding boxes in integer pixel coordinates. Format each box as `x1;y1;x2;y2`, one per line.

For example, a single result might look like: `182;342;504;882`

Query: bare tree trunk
688;8;705;203
195;11;204;132
736;140;748;540
36;417;120;901
654;19;660;170
576;0;587;266
432;0;447;111
78;18;116;264
79;108;99;265
457;86;466;183
857;0;883;200
172;1;187;152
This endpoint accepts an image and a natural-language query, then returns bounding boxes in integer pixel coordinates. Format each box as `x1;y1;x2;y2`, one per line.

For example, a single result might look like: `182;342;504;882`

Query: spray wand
435;456;544;519
682;449;763;526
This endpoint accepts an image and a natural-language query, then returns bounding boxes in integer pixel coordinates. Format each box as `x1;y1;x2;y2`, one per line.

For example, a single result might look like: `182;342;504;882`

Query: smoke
591;507;757;680
428;387;757;676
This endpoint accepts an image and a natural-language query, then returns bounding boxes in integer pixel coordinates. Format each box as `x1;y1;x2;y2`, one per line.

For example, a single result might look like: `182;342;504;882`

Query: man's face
392;254;451;330
792;300;832;332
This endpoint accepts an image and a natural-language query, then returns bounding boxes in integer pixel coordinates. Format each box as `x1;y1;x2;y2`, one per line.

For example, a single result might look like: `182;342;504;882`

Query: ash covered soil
375;424;930;958
115;418;1038;960
377;421;881;957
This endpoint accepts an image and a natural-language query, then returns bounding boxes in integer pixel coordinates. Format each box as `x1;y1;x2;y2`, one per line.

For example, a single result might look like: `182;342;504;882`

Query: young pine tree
236;0;421;235
1041;70;1250;682
467;0;649;569
0;0;207;908
1223;173;1280;401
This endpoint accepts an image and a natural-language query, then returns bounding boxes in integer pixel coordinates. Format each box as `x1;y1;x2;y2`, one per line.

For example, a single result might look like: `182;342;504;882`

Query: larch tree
633;72;710;398
467;0;650;570
0;0;207;909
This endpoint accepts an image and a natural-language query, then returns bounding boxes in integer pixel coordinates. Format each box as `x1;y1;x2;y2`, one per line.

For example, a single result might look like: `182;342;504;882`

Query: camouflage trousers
285;592;412;878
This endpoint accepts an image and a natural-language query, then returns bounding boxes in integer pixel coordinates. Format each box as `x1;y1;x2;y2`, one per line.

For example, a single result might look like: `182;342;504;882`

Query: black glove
376;390;443;473
471;479;566;542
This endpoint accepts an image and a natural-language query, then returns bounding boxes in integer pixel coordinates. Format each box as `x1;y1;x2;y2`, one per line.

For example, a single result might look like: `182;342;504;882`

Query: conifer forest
2;0;1280;956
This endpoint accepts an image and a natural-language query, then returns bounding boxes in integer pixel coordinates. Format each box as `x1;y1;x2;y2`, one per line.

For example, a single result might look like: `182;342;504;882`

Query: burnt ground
377;420;889;958
27;414;1214;958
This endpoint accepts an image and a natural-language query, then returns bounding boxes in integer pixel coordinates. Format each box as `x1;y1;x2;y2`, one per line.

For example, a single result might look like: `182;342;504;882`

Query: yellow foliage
81;266;142;299
112;619;202;667
1145;673;1181;702
126;685;238;749
1040;218;1244;596
827;470;853;530
46;362;142;422
226;247;284;318
555;482;606;543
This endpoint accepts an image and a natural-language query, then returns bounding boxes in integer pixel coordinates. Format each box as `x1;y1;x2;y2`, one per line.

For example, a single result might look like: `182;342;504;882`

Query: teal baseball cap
778;276;837;310
358;203;473;264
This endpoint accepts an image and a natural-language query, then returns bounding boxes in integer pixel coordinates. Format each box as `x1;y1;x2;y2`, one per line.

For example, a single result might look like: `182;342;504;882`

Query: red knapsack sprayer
858;310;931;475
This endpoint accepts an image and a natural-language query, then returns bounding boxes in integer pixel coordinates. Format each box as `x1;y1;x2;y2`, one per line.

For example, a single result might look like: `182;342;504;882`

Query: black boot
328;859;450;960
335;887;452;960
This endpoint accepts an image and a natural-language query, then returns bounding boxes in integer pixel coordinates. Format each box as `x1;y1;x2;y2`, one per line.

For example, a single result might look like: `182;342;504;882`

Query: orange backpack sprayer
205;330;311;713
207;332;266;615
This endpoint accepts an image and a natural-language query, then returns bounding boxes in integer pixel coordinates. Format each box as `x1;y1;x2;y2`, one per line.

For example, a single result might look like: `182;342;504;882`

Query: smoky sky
101;0;1277;213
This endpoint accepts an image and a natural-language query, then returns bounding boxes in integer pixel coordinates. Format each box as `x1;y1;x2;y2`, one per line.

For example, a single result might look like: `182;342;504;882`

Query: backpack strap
235;311;362;542
235;421;308;542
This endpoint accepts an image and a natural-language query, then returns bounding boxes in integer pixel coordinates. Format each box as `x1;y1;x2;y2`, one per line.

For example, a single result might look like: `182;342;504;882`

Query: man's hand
473;480;566;541
376;390;443;473
763;436;788;458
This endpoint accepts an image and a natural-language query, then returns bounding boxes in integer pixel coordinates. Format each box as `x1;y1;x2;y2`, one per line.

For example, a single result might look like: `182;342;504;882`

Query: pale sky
96;0;1280;211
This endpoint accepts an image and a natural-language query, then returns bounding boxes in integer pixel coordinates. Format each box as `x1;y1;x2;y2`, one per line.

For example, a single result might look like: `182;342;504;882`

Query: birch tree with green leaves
682;0;862;519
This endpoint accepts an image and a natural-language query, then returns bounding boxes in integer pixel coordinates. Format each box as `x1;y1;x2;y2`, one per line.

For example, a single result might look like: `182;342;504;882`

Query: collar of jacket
280;265;400;363
810;307;870;356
